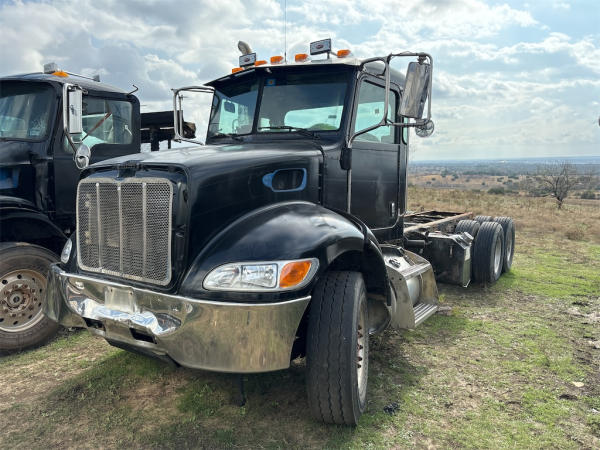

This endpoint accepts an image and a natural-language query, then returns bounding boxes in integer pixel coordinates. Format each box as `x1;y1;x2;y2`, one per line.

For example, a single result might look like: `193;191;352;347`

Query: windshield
207;69;349;139
0;82;54;140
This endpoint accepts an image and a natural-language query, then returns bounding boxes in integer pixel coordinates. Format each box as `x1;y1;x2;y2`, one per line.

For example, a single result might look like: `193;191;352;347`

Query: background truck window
0;82;54;140
65;97;133;152
354;81;397;143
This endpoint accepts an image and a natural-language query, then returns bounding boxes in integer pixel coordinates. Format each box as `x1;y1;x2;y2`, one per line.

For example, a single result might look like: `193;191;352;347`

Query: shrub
580;191;596;200
488;187;505;195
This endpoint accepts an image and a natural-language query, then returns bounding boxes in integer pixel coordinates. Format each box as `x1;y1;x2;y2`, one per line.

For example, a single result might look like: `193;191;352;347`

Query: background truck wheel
0;243;60;353
472;222;504;284
493;217;515;272
474;215;493;224
455;219;481;238
306;271;368;425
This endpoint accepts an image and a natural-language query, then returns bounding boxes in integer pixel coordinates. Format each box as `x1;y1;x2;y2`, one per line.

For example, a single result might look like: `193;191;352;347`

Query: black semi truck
45;41;515;425
0;65;193;352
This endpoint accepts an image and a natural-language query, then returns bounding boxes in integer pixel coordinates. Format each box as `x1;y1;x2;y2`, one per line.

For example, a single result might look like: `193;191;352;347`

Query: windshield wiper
258;126;319;139
210;132;243;141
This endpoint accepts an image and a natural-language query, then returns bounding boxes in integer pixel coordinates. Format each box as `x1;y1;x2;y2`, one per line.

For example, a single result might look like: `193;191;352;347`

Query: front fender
0;196;66;254
180;201;372;302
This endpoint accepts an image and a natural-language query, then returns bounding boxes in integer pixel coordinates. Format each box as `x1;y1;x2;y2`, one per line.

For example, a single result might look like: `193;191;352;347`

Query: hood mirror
400;61;430;120
74;144;91;169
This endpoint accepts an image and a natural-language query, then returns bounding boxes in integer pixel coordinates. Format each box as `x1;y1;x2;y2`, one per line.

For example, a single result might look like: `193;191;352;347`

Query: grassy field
1;188;599;449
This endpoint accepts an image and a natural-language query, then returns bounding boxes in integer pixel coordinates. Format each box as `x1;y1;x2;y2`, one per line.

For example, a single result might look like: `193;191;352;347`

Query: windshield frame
0;80;58;143
206;65;354;142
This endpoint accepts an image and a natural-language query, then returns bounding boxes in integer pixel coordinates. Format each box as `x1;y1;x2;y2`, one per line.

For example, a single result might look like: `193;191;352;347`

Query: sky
1;0;599;160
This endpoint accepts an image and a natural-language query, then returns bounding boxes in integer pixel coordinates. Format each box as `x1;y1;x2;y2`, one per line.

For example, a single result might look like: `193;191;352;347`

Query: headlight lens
203;258;318;291
60;238;73;264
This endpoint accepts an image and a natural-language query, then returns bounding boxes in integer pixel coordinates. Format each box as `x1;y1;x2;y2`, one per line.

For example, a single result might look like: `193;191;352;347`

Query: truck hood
84;141;324;268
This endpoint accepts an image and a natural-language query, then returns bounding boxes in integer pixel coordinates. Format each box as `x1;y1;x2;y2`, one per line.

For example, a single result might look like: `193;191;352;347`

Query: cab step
413;302;438;327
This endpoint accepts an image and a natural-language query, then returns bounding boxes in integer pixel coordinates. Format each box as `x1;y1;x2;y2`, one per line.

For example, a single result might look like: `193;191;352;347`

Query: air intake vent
77;177;173;285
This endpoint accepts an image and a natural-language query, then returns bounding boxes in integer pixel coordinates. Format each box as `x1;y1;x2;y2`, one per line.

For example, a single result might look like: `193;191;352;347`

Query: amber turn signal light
279;260;312;288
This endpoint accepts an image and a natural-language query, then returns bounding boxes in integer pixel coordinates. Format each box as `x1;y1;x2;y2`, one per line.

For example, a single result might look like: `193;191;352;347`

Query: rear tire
0;243;60;353
455;219;481;238
472;222;504;284
493;217;515;272
306;271;368;425
474;215;493;224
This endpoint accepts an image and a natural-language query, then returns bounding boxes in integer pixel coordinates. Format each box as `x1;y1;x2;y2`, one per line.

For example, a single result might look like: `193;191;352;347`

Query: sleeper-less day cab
45;40;515;425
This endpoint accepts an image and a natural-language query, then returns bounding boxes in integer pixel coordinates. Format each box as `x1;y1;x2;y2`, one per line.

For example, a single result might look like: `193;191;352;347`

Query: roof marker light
255;60;267;66
232;67;243;73
337;49;351;58
270;55;284;64
52;71;69;77
295;53;309;62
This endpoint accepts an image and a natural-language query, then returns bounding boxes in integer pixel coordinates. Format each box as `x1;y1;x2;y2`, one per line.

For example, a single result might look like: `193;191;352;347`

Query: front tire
0;243;60;353
306;271;368;425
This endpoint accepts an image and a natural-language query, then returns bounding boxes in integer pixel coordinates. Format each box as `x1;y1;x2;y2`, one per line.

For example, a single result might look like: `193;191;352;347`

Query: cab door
52;94;140;225
349;77;400;230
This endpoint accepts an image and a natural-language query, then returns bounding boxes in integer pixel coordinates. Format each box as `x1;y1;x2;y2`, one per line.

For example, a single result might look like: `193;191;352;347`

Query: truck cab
45;42;515;424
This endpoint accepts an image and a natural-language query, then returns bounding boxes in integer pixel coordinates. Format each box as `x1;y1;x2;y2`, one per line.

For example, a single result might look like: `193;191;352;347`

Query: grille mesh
77;177;173;285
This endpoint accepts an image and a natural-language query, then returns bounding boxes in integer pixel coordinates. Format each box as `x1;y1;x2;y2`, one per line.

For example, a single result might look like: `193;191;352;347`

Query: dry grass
1;188;599;449
408;186;600;243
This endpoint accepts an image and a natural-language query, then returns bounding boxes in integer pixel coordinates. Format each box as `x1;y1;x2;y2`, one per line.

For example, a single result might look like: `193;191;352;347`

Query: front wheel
0;243;60;353
306;271;368;425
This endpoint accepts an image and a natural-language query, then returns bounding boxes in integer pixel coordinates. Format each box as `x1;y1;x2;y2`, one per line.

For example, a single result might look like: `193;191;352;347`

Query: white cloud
1;0;598;159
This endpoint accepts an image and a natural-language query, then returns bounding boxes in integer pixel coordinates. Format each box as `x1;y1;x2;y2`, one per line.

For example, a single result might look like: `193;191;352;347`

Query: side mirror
65;85;83;135
74;144;91;169
400;61;430;119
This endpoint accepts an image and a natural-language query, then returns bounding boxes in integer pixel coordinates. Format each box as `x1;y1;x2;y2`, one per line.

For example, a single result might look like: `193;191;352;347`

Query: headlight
60;238;73;264
203;258;318;292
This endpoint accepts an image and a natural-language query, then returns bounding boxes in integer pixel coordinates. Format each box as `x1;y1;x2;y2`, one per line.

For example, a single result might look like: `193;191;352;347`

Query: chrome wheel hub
0;269;46;332
494;238;502;274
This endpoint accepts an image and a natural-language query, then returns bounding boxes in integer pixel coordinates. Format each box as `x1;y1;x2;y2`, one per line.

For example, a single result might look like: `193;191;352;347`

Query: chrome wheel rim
493;238;502;275
505;232;513;262
0;269;46;332
357;306;367;403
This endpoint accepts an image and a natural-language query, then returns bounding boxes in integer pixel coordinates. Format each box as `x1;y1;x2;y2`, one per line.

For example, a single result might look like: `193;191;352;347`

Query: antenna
284;0;287;62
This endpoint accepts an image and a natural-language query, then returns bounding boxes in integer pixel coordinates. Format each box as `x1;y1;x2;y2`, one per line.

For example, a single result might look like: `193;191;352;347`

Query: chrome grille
77;177;173;285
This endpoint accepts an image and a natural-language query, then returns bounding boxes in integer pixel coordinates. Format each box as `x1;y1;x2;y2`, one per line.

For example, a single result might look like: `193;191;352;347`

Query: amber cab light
232;67;243;73
255;60;267;66
279;260;312;288
337;49;351;58
270;55;284;64
295;53;309;62
52;71;69;77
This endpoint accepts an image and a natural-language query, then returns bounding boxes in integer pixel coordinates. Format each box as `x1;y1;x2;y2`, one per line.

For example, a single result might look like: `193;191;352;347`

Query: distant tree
532;162;597;209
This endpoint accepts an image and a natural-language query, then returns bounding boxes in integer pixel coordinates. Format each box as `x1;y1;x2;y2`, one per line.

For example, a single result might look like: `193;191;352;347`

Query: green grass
1;214;598;448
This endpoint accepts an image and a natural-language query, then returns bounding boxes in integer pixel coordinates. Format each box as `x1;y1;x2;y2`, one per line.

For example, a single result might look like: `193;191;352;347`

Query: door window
353;81;397;144
65;96;133;152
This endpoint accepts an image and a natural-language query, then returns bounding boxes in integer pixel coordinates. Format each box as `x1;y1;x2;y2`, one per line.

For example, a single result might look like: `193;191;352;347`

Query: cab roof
0;72;128;94
206;57;405;88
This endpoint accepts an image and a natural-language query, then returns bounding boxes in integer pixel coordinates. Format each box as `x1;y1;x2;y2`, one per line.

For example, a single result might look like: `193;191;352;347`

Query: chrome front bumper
45;264;310;373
